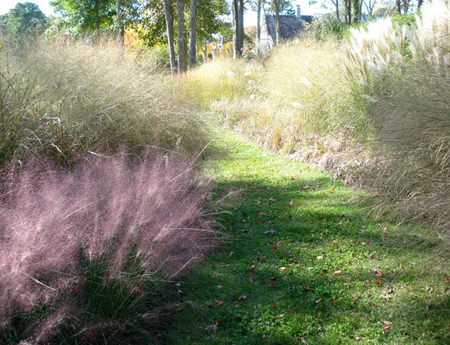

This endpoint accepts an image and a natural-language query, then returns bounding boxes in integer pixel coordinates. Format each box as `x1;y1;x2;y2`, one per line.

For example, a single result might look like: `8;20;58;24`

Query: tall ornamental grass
0;152;214;344
182;38;369;170
342;0;450;242
0;36;210;167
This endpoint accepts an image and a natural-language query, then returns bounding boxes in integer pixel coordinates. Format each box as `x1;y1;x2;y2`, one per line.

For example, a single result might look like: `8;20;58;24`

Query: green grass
167;131;449;345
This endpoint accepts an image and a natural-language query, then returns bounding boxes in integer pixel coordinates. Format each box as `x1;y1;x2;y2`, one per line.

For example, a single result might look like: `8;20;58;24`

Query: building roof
265;14;313;41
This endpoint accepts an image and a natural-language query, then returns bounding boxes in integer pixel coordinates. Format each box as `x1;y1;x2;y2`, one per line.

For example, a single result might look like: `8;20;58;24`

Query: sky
0;0;327;26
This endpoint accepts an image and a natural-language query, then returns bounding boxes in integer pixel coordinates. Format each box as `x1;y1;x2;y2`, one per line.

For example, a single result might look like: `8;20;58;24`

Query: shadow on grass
167;135;448;345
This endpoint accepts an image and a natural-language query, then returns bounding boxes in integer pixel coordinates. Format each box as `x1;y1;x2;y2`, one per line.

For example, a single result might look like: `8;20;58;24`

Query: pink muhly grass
0;152;212;337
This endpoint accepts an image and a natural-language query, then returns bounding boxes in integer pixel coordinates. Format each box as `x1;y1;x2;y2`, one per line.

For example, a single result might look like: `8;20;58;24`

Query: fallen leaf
216;301;223;307
274;240;283;250
271;303;278;307
301;338;308;344
307;245;315;248
374;270;383;277
333;270;342;275
381;295;393;299
376;279;382;287
316;298;323;304
265;229;276;234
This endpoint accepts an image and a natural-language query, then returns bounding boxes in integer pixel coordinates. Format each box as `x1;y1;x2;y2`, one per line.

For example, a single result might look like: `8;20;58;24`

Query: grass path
167;131;448;345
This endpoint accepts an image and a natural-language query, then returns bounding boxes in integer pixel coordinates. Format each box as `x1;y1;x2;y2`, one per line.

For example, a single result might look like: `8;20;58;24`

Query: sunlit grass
168;132;448;345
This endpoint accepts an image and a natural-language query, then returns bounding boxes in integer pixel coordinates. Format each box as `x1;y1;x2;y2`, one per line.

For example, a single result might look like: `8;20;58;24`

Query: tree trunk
162;0;176;75
238;0;244;53
275;0;280;46
189;0;198;69
95;0;100;31
335;1;340;23
352;0;360;23
116;0;124;43
345;0;352;24
396;0;402;14
233;0;244;58
177;0;185;73
256;0;261;53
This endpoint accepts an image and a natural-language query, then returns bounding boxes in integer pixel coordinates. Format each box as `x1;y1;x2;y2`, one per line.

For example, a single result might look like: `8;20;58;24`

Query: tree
232;0;244;58
363;0;377;17
273;0;281;45
161;0;176;74
176;0;185;73
0;2;48;45
256;0;262;52
188;0;198;69
352;0;361;23
50;0;115;33
116;0;124;42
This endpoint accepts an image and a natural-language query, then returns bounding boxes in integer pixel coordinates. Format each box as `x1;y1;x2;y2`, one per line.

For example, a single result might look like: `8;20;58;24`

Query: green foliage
49;0;116;33
126;0;229;48
0;2;48;46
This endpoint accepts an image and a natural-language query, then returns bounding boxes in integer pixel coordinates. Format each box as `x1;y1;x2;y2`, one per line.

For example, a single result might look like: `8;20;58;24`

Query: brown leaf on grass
274;240;283;250
376;279;382;287
374;270;383;277
382;321;393;332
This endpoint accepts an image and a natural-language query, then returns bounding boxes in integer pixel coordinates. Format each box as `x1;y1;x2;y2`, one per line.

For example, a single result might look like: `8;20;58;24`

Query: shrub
0;152;214;344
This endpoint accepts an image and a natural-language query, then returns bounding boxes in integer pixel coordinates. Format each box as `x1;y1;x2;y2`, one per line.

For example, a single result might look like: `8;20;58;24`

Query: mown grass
181;0;450;252
168;132;449;345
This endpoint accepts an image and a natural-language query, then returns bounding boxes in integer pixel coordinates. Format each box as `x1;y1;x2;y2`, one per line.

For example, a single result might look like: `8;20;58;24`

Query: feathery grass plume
349;0;450;254
0;151;214;343
410;0;450;67
0;35;210;168
342;18;407;83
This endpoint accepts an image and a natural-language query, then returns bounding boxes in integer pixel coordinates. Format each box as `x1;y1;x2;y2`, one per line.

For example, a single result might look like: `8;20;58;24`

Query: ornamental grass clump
0;152;213;344
0;36;209;167
343;0;450;248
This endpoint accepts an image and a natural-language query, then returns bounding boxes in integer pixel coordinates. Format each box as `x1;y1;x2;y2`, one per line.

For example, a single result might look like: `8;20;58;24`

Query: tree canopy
50;0;116;32
0;2;48;45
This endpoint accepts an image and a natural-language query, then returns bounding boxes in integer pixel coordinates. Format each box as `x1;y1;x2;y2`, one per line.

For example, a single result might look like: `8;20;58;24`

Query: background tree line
0;0;424;72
